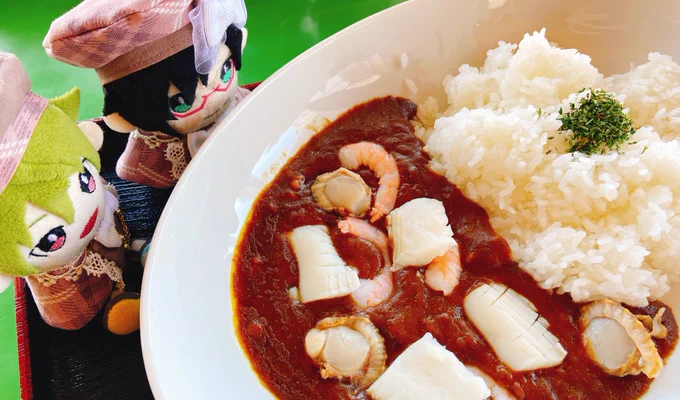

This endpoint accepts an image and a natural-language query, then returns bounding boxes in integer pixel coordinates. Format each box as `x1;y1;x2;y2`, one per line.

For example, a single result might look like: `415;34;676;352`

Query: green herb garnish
558;88;636;155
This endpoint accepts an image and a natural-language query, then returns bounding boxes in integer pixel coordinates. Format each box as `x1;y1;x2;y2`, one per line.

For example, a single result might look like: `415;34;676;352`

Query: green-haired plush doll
0;52;139;335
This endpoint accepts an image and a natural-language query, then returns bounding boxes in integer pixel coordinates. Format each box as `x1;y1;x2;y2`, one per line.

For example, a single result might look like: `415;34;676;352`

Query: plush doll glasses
44;0;250;188
0;53;139;335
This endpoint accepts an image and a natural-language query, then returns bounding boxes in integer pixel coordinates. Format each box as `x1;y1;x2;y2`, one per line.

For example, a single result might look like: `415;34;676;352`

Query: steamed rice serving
414;29;680;306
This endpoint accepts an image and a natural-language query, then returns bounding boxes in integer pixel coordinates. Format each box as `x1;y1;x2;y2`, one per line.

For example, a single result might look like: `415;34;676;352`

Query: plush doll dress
115;87;250;188
25;183;130;331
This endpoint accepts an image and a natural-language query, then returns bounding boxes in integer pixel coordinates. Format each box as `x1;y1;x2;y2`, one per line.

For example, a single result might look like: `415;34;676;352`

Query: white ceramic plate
141;0;680;398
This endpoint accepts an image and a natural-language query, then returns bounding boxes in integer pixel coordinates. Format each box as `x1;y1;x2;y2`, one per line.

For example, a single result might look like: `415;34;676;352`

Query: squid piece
368;333;490;400
288;225;360;303
464;283;567;371
312;168;372;217
387;198;456;270
580;300;664;378
305;316;386;388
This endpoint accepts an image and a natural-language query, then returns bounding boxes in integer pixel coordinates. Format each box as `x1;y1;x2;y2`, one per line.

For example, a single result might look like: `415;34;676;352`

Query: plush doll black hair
44;0;250;189
103;24;244;138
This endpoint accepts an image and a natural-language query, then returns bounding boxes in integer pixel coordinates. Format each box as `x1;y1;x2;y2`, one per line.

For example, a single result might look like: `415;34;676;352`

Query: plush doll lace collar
34;184;126;287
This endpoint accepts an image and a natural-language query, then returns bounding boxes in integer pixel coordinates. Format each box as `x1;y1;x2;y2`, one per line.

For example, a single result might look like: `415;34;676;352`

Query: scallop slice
305;316;386;388
312;168;372;217
288;225;361;303
652;309;668;339
636;308;668;339
580;300;663;378
463;283;567;371
387;198;456;270
582;317;641;376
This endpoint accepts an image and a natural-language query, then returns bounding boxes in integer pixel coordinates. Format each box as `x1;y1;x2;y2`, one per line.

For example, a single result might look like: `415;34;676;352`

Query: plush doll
44;0;249;188
0;53;139;335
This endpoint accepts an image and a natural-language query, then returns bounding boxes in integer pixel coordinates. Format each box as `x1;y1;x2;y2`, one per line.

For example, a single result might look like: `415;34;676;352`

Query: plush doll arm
187;130;210;158
0;274;11;293
78;121;105;151
103;113;136;134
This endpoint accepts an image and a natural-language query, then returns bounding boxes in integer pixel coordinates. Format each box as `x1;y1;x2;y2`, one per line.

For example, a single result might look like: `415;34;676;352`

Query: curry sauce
233;96;678;399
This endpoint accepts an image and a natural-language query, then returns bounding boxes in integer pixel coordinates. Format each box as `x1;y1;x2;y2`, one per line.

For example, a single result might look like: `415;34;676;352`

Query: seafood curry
232;97;678;399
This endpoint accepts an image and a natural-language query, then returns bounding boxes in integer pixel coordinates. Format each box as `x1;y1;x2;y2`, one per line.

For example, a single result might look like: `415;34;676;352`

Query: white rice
416;29;680;306
603;53;680;140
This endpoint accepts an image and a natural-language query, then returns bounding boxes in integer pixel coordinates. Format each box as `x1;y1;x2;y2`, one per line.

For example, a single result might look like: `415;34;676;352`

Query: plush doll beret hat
44;0;248;189
44;0;247;84
0;53;49;196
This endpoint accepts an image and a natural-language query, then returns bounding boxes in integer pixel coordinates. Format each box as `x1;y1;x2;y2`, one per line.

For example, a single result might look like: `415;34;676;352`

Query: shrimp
351;267;393;309
339;142;399;222
338;217;390;266
424;245;461;296
338;217;393;308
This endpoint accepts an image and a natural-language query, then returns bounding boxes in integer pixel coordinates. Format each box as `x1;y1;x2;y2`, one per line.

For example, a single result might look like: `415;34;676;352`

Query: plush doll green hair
0;89;101;275
0;53;139;334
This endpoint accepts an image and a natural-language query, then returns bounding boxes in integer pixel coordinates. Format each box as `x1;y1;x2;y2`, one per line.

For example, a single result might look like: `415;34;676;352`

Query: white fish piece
466;366;516;400
367;333;490;400
312;168;372;217
288;225;361;302
387;198;456;269
464;283;567;371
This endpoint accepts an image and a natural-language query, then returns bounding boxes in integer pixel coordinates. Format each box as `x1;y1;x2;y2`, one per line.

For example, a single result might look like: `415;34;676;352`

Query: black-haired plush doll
44;0;250;188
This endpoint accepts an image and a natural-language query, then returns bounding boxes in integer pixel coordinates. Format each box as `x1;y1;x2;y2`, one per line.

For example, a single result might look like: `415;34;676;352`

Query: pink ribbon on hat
189;0;247;75
0;53;48;196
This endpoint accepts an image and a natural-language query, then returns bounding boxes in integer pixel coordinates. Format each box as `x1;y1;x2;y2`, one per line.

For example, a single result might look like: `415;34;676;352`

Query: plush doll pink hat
0;53;48;195
44;0;247;84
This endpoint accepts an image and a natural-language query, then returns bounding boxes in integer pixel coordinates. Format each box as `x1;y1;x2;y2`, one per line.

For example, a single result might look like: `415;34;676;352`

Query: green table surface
0;0;404;398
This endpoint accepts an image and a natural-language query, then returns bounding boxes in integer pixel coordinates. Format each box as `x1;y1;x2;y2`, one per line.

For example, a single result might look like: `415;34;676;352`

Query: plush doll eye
31;226;67;257
79;162;96;194
221;58;233;83
170;93;192;113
